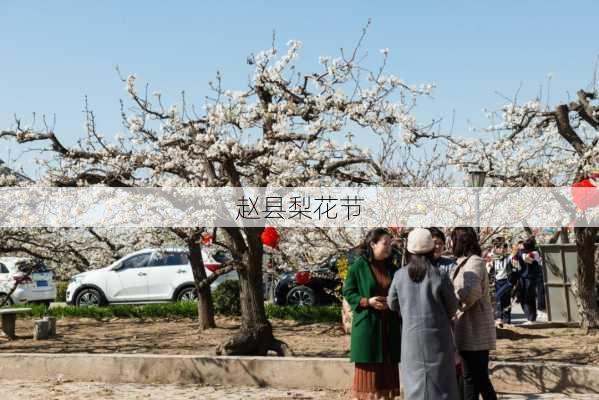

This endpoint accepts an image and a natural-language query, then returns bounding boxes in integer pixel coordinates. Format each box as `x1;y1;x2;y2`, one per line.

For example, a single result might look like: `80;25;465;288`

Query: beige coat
451;255;497;351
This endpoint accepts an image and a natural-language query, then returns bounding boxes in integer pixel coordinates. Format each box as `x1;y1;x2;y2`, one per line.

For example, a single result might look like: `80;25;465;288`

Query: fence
539;244;598;323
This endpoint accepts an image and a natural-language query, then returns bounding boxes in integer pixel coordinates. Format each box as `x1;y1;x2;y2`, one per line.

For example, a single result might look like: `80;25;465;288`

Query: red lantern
201;232;213;246
295;271;311;286
261;227;280;249
571;178;599;211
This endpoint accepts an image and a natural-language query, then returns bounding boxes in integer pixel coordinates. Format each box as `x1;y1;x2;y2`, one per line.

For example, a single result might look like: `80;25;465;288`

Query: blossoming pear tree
446;81;599;329
1;25;437;353
0;165;185;278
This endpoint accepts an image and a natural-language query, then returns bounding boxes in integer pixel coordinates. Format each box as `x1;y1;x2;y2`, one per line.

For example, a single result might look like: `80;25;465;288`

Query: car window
36;263;50;273
120;253;151;270
148;252;189;267
0;263;8;274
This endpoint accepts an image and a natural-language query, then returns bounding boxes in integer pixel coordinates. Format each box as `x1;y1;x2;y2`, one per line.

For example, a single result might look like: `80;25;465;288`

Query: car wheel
286;286;316;306
0;293;13;306
177;286;198;302
75;288;104;307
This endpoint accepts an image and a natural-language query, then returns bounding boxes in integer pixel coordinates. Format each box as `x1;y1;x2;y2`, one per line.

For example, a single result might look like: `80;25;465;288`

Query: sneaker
537;311;548;322
522;320;535;325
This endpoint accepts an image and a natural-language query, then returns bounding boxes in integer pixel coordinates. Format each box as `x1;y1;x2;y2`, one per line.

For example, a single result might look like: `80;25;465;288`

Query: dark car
274;243;405;306
274;266;339;306
274;251;361;306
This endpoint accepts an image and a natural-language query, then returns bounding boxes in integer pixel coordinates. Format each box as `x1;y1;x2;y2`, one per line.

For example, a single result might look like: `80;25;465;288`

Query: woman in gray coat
388;228;459;400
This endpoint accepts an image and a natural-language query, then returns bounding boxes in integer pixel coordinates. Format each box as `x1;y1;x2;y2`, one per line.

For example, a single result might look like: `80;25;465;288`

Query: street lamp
468;169;487;234
469;169;487;189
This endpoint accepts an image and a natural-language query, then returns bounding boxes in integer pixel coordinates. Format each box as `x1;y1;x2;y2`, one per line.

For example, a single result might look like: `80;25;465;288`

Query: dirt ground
0;380;347;400
1;317;599;365
2;380;596;400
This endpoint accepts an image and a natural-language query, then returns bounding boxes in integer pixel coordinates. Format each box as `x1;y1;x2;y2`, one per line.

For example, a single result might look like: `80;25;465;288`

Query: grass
15;302;342;323
265;304;342;323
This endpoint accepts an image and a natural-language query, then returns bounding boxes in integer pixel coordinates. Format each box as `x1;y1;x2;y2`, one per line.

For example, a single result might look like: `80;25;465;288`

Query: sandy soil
0;380;348;400
1;317;599;365
0;380;597;399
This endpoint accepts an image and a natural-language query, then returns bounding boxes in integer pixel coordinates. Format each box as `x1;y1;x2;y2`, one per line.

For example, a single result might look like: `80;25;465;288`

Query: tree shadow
492;363;599;394
496;327;546;341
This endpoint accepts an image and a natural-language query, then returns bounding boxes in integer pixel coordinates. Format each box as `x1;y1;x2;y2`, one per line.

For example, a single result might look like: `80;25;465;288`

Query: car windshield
33;263;50;273
15;259;50;274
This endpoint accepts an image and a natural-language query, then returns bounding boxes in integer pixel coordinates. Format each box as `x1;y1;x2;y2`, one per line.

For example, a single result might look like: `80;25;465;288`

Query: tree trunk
574;227;599;330
216;228;292;356
187;232;215;330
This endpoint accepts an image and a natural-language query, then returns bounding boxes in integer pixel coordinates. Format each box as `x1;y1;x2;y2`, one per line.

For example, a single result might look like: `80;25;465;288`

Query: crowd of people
342;227;546;400
485;235;545;326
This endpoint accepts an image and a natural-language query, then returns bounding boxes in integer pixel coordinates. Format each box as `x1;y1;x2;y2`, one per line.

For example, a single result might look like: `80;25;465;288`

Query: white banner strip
0;187;597;228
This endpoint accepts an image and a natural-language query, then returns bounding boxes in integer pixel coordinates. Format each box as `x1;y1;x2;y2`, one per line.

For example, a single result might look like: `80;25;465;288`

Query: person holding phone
513;237;542;323
343;228;402;400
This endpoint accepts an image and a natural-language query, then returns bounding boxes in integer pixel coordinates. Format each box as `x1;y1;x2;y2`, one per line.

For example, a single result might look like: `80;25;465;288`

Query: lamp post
469;169;487;235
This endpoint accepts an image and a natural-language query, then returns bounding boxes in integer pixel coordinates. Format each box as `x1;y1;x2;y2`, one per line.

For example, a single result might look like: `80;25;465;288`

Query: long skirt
352;317;400;400
353;363;400;400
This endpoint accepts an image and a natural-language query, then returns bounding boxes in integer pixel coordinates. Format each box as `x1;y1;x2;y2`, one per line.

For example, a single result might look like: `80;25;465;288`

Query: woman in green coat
342;228;402;400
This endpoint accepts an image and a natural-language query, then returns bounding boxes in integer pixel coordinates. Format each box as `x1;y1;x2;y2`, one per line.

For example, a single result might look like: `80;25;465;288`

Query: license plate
36;280;48;287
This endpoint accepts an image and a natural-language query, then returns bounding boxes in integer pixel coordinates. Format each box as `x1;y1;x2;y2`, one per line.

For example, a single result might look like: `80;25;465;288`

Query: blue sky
1;1;598;176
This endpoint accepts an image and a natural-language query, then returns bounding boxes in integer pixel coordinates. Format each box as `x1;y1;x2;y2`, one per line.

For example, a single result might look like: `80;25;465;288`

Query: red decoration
261;227;280;249
295;271;311;286
571;178;599;211
13;275;32;285
205;263;220;273
201;232;213;246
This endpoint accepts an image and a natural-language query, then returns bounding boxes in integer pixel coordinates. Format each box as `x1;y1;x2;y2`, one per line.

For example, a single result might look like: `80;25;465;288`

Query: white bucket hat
407;228;435;255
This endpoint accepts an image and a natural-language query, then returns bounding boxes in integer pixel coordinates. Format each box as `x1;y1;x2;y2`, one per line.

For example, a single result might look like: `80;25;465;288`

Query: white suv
66;248;238;307
0;257;57;306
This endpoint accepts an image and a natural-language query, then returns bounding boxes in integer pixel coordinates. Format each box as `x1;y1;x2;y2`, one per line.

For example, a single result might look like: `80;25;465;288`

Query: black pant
520;278;537;321
495;279;512;324
460;350;497;400
536;275;546;311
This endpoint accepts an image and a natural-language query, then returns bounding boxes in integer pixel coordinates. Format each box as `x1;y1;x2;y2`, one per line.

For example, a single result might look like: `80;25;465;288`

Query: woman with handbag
451;227;497;400
343;228;402;400
387;228;459;400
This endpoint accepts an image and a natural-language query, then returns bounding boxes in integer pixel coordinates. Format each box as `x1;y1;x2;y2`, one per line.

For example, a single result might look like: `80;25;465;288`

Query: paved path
1;380;598;399
500;302;549;325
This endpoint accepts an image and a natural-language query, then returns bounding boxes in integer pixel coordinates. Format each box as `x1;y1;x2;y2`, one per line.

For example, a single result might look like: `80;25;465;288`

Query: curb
0;353;598;394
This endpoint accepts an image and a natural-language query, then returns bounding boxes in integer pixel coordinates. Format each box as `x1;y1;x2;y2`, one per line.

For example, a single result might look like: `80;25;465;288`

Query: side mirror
112;262;123;271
